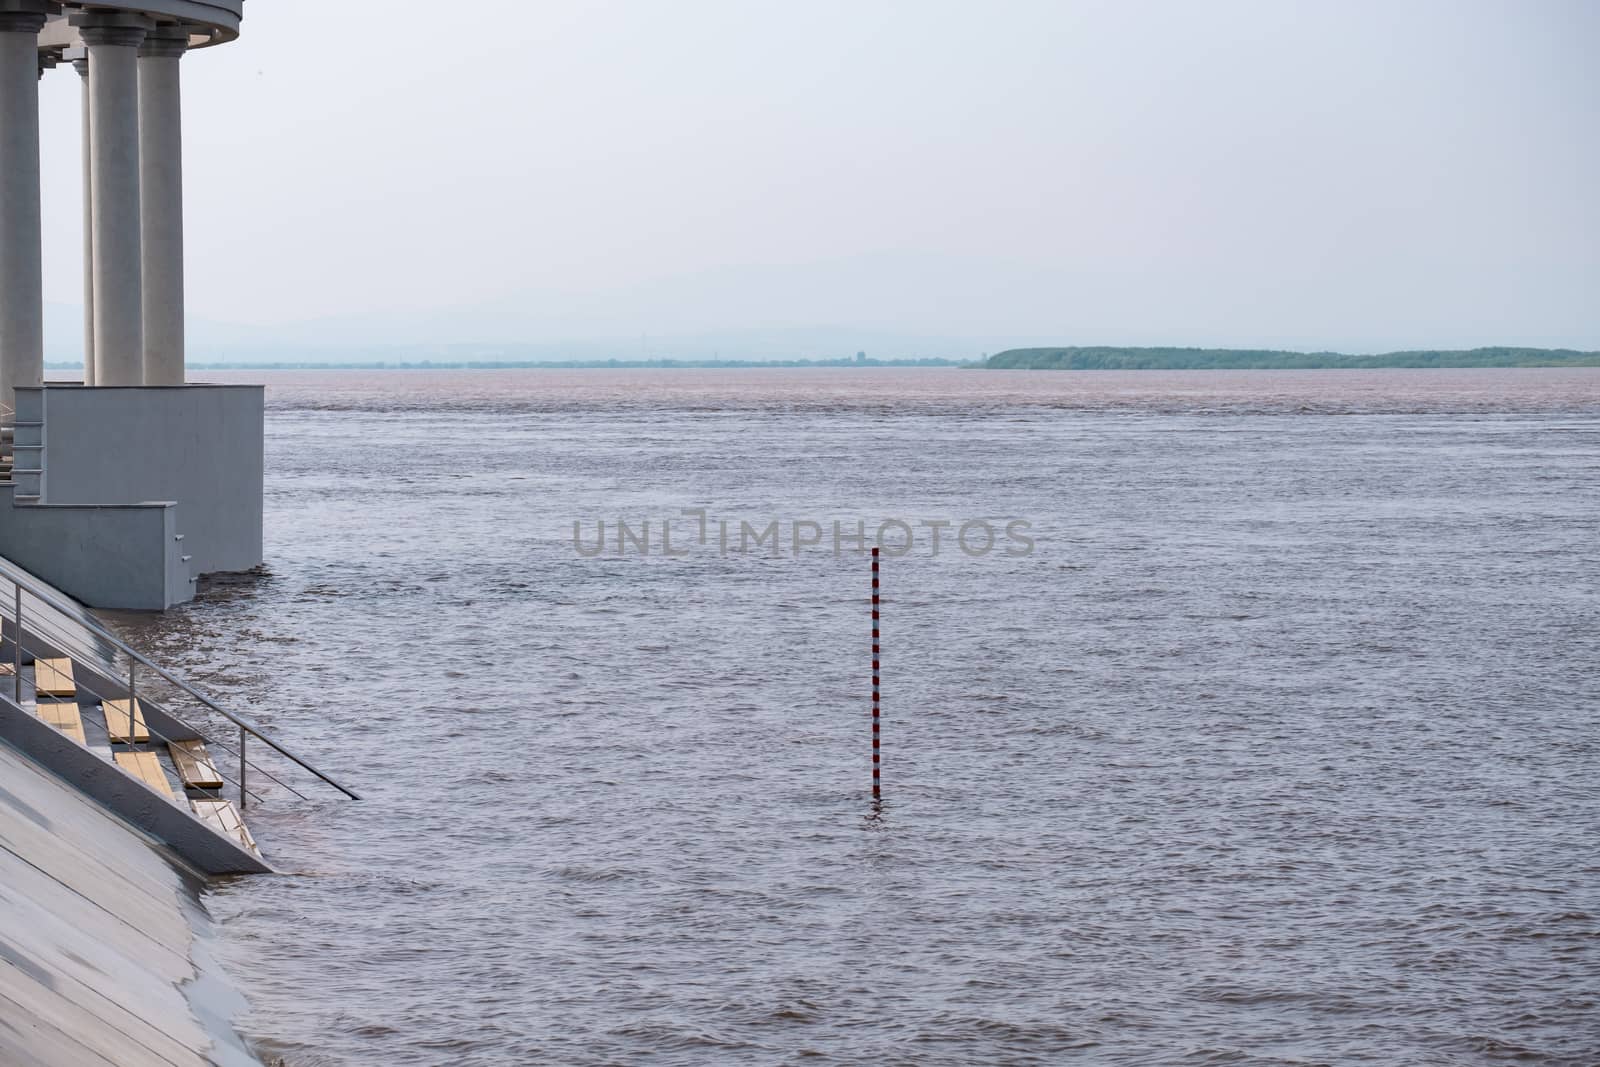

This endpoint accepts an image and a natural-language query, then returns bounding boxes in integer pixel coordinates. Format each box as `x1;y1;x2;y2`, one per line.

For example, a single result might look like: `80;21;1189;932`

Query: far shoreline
40;346;1600;374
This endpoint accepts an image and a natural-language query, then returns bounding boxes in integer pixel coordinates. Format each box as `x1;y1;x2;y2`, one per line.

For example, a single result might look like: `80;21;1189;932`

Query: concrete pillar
139;26;186;385
74;56;94;385
0;4;54;415
76;12;149;387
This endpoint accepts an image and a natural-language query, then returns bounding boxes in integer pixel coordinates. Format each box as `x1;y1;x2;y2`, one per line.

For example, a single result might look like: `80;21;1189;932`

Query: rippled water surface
110;369;1600;1065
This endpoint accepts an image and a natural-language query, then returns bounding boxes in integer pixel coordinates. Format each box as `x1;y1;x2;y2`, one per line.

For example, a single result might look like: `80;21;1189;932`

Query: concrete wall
0;739;262;1066
19;383;264;576
0;483;190;609
0;552;124;664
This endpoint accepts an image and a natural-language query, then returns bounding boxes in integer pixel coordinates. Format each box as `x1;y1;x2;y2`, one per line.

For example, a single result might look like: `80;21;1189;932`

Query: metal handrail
0;557;360;800
5;606;277;800
5;602;310;806
30;642;274;807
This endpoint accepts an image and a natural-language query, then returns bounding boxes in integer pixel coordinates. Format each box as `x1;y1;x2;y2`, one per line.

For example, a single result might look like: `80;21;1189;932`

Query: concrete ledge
42;2;243;47
0;693;268;875
0;483;191;609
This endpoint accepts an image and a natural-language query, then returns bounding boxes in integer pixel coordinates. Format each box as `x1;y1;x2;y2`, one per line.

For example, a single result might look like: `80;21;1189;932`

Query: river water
109;369;1600;1065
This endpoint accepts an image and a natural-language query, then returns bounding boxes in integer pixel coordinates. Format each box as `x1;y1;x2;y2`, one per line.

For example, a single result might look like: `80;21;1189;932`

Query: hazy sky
34;0;1600;355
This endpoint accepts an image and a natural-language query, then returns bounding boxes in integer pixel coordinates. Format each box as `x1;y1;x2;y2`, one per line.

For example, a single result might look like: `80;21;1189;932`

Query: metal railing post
12;585;20;704
128;659;136;717
240;725;247;808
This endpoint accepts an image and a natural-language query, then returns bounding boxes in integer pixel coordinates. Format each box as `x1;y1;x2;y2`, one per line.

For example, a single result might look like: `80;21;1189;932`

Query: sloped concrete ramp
0;741;259;1066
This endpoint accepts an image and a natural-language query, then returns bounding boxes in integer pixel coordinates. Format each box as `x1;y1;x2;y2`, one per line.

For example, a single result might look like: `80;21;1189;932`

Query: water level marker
872;546;881;801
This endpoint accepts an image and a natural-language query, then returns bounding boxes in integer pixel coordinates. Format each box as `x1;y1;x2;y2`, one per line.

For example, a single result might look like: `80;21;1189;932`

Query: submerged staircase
0;555;358;874
22;656;258;857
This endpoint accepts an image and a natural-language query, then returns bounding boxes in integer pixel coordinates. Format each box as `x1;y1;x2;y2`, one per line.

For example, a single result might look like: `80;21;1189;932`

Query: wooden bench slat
190;798;258;854
168;739;225;789
33;657;75;697
113;750;176;800
36;702;85;746
104;698;151;744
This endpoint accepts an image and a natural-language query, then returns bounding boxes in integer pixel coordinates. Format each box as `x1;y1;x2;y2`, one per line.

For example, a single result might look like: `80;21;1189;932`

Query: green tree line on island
981;346;1600;370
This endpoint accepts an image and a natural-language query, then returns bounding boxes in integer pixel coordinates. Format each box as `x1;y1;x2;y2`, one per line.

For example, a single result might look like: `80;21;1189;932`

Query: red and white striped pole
871;546;880;801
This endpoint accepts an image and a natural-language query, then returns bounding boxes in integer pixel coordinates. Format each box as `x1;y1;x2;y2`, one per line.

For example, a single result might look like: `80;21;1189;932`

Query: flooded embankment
0;740;259;1067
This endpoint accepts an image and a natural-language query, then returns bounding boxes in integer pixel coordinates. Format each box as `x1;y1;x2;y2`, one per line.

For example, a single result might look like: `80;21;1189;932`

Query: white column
0;6;52;414
139;26;186;385
77;13;148;387
75;56;94;385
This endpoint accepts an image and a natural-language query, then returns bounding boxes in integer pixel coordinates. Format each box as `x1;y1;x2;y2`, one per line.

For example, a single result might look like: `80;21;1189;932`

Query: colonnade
0;2;190;411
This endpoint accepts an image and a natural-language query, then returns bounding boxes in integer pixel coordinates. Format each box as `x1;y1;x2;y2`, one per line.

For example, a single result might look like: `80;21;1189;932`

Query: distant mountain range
983;347;1600;369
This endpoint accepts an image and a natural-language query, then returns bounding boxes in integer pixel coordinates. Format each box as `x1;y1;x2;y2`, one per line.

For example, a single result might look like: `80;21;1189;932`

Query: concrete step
191;798;258;854
104;699;149;744
35;702;86;746
113;750;178;801
34;658;75;698
168;739;224;789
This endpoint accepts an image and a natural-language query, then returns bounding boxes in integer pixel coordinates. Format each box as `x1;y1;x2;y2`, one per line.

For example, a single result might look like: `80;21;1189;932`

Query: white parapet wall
0;383;264;609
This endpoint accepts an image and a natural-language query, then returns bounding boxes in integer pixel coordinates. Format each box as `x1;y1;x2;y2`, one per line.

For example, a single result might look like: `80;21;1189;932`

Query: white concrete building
0;2;259;609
